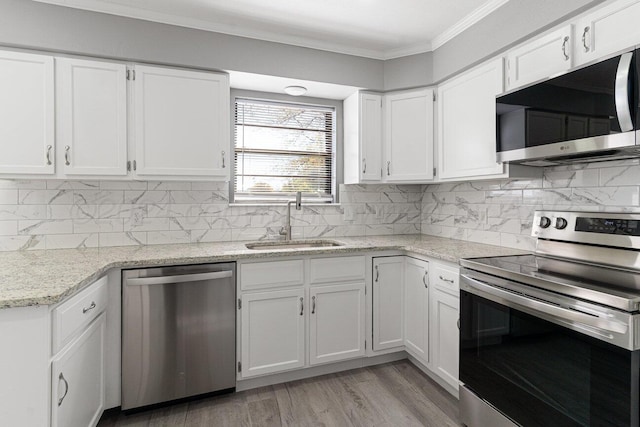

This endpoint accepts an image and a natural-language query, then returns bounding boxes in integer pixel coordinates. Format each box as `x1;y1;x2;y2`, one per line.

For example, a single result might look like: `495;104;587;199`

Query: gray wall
0;0;384;90
432;0;606;83
0;0;609;91
383;52;433;91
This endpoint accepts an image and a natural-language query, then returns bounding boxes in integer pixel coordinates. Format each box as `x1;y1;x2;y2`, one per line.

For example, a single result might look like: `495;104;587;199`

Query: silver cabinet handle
423;271;428;288
561;36;570;61
581;26;590;52
375;265;379;282
64;145;71;166
58;372;69;406
615;52;634;132
312;295;316;314
221;150;226;168
300;297;304;316
362;158;366;174
457;319;460;330
439;275;454;284
46;145;52;166
82;301;96;314
386;161;391;176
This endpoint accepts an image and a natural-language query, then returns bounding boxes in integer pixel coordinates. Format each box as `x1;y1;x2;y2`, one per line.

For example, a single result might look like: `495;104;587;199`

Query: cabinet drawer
432;264;459;296
52;276;108;353
240;260;304;290
309;256;365;285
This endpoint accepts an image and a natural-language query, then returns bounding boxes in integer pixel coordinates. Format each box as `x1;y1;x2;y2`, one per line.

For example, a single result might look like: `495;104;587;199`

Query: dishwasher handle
126;270;233;286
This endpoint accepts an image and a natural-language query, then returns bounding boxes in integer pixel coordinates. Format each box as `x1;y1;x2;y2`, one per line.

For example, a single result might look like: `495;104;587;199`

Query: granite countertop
0;235;527;309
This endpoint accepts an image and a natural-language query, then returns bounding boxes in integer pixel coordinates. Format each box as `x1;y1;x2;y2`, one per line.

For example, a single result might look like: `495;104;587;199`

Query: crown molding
34;0;509;60
431;0;510;50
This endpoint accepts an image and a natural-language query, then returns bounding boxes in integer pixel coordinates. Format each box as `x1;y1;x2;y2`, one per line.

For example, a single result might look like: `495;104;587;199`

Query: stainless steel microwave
496;49;640;166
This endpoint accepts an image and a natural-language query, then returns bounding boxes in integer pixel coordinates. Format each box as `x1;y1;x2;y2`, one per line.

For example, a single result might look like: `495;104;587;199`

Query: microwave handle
615;52;634;132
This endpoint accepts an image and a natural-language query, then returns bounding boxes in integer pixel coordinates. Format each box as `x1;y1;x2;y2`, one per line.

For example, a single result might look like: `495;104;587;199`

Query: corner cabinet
384;88;435;182
436;59;538;182
0;50;55;175
344;92;383;184
437;58;505;180
132;65;230;180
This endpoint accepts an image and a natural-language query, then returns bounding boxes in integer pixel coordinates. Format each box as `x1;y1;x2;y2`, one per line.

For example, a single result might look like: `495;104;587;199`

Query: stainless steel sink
245;240;344;250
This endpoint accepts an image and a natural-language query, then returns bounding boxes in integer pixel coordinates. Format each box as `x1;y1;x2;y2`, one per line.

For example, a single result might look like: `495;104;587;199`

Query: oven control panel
532;211;640;247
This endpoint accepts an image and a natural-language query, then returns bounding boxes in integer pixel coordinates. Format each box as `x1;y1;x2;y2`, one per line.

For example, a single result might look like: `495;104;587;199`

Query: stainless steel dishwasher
121;263;236;410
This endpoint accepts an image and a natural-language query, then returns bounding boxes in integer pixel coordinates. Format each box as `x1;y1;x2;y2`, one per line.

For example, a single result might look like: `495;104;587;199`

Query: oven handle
461;274;628;335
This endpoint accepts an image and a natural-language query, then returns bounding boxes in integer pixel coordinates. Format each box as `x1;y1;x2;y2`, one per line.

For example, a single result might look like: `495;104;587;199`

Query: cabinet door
309;283;365;365
240;289;305;378
133;65;230;179
437;58;504;180
57;58;127;176
344;92;382;184
575;0;640;66
384;88;434;182
361;93;383;182
404;257;429;364
506;25;572;90
0;50;54;175
372;257;404;350
430;289;459;391
51;314;105;427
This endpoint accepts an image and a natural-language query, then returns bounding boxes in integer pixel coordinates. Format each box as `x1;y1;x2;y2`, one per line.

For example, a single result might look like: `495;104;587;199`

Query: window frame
230;90;340;205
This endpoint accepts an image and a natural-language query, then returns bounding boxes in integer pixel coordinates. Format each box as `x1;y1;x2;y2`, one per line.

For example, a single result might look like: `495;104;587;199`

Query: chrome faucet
280;192;302;241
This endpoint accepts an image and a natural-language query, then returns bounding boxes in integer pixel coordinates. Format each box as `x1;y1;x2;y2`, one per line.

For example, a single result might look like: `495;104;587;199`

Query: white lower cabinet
404;257;429;365
238;256;366;379
51;313;105;427
309;283;365;365
240;289;306;378
429;263;460;391
372;256;405;351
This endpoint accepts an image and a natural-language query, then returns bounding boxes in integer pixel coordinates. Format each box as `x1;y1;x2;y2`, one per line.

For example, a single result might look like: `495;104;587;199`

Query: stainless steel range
459;210;640;427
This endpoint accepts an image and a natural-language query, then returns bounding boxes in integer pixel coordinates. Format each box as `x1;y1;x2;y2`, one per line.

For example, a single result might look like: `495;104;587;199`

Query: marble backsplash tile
421;160;640;251
0;181;423;251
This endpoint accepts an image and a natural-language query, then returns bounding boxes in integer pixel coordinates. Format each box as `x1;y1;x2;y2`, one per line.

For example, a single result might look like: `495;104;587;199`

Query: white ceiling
34;0;509;60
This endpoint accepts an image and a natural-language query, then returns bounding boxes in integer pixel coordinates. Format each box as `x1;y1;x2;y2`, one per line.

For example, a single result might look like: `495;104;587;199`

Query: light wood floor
98;360;461;427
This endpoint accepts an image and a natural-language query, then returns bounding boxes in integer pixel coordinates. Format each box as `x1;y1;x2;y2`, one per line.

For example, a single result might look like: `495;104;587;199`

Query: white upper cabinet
133;65;230;180
0;50;54;175
506;25;573;91
383;88;434;182
575;0;640;66
57;58;128;177
437;58;506;180
344;92;383;184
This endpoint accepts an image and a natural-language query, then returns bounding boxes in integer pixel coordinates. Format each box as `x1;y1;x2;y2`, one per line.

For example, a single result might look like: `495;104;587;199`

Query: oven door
460;274;639;427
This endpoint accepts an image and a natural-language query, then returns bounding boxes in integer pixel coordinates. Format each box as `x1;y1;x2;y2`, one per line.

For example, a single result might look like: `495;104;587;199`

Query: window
233;97;335;203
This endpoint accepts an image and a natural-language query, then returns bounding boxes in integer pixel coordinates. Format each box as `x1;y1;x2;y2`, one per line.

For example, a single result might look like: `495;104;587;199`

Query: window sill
228;202;342;208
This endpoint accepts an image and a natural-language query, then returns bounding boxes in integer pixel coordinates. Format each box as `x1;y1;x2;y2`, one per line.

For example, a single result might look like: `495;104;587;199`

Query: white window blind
234;98;335;203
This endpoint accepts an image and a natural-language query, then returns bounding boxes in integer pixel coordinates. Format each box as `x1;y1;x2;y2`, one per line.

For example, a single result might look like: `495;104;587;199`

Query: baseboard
406;354;459;399
236;351;408;392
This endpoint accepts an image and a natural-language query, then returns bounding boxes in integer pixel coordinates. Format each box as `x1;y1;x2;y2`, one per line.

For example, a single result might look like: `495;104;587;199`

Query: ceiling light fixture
284;85;307;96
